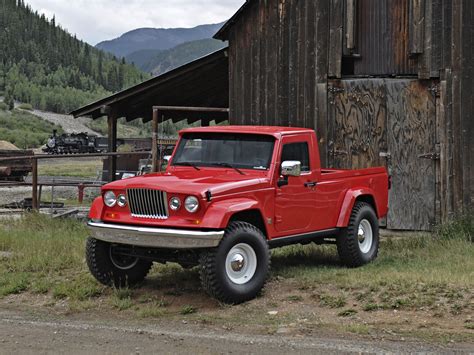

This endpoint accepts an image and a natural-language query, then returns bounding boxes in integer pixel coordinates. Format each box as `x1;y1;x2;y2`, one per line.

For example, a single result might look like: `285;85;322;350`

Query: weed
363;303;379;311
317;294;347;308
337;309;358;317
286;295;303;302
180;305;197;315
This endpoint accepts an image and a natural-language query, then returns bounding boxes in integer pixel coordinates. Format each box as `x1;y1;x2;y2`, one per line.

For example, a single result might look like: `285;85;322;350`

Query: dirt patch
0;141;19;150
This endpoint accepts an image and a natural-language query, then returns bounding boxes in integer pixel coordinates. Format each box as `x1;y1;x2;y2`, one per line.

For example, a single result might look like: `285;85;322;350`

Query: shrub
18;103;33;110
0;102;7;111
436;213;474;242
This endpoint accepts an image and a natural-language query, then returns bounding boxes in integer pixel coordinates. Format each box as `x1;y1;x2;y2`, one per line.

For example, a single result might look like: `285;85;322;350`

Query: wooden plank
386;79;436;230
276;0;290;126
107;112;117;182
304;0;317;129
345;0;356;50
287;0;298;126
329;0;343;78
409;0;425;54
296;0;307;128
31;159;38;211
461;0;474;208
438;80;447;222
151;108;159;173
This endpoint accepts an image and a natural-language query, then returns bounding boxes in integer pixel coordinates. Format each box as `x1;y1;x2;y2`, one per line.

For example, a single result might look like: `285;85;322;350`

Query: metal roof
70;48;229;124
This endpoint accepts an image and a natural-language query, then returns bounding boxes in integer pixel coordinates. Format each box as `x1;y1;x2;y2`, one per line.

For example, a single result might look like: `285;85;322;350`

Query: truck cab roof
179;125;314;138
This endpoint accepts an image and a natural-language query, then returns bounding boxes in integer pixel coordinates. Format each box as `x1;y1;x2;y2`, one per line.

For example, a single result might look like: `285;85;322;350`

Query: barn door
328;79;388;169
385;80;437;231
328;79;437;231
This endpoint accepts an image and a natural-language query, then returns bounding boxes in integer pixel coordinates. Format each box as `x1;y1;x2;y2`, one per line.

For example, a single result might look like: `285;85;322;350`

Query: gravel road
1;309;469;355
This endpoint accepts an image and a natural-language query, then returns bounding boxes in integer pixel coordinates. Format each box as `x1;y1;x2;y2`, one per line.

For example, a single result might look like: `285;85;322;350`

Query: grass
38;159;103;179
0;109;63;148
0;213;472;342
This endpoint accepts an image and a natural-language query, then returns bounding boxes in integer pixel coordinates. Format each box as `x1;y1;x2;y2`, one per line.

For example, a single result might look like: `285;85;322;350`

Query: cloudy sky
24;0;245;45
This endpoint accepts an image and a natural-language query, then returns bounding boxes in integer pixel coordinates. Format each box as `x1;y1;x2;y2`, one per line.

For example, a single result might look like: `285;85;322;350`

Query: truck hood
104;168;271;198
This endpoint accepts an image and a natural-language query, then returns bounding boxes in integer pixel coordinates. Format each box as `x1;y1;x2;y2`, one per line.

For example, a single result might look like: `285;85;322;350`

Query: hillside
0;0;148;114
96;22;224;58
127;38;227;75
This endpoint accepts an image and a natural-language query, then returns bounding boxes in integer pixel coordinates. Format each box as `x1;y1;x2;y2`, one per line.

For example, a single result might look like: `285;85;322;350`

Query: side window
281;142;310;172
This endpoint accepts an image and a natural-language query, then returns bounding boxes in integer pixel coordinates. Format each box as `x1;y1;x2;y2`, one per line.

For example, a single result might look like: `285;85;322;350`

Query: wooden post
107;112;117;181
151;108;159;173
345;0;357;50
31;158;38;211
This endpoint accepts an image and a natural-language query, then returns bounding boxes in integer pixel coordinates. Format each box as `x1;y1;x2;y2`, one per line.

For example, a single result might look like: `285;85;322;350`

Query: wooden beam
151;108;159;173
345;0;357;50
107;112;117;182
409;0;426;55
31;158;38;211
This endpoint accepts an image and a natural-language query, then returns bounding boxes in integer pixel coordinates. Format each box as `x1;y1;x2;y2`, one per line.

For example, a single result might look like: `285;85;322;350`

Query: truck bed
320;167;387;181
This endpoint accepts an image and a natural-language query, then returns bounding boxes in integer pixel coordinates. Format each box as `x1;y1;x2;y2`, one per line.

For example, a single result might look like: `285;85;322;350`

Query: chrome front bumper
87;221;224;249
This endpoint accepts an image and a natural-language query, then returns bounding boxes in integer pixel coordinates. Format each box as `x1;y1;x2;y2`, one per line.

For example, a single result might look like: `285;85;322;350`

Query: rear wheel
337;202;379;267
199;222;270;304
86;237;152;287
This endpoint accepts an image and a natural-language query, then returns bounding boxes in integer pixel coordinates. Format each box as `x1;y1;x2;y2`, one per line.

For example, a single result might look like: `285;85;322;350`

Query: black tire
86;237;152;287
336;201;379;267
199;221;270;304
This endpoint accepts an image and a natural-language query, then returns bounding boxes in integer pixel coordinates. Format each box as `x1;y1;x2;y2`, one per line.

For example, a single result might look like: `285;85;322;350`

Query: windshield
172;133;275;170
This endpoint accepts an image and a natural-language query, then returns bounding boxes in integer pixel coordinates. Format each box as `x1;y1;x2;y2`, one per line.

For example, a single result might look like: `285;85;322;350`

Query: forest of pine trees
0;0;148;113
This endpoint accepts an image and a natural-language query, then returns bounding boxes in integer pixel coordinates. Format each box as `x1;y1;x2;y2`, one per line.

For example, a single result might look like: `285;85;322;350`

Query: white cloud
25;0;245;45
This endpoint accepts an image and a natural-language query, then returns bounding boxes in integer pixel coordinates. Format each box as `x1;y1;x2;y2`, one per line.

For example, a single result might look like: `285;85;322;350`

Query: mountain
96;22;225;58
0;0;148;114
126;38;227;76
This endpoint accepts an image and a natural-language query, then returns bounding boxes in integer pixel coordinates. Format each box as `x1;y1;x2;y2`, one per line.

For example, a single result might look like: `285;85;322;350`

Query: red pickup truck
87;126;389;303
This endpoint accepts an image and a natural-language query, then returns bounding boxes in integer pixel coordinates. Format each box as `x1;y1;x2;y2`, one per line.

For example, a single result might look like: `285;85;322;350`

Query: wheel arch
336;188;379;227
228;209;268;238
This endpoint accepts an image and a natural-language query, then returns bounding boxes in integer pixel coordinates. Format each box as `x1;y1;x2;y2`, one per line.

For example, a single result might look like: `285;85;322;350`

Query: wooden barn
213;0;473;231
73;0;473;231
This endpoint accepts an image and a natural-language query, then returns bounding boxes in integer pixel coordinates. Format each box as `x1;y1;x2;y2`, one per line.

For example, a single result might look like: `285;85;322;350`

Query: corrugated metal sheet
354;0;417;76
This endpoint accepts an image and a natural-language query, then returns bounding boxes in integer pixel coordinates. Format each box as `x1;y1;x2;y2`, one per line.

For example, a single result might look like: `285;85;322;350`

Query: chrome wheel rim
358;219;373;254
109;246;139;270
225;243;257;285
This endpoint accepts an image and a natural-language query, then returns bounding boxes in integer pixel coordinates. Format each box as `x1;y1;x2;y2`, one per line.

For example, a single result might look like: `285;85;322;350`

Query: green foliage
0;102;7;110
436;212;474;242
17;103;32;110
0;0;149;113
0;109;63;148
136;39;227;75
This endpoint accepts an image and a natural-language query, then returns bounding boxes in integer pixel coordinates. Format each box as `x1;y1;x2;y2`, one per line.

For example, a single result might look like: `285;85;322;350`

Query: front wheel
336;201;379;267
199;222;270;304
86;237;152;287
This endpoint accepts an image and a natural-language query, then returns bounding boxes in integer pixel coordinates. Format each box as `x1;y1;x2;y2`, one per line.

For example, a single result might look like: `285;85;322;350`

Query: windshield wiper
174;162;200;170
208;162;245;175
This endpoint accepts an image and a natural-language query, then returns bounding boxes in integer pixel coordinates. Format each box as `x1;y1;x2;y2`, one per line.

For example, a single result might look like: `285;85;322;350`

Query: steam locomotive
42;130;108;154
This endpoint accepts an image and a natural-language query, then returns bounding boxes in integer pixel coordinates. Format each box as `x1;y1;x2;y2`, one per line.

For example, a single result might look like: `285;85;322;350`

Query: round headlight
169;197;181;211
184;196;199;213
117;194;127;207
104;191;116;207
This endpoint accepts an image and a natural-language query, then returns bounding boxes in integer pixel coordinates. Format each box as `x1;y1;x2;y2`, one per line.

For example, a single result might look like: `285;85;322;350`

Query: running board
268;228;340;249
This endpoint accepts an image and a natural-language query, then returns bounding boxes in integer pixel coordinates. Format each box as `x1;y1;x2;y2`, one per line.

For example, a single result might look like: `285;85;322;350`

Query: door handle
304;181;317;188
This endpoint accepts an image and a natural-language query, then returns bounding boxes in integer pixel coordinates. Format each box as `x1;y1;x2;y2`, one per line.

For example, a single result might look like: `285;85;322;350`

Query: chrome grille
127;188;169;219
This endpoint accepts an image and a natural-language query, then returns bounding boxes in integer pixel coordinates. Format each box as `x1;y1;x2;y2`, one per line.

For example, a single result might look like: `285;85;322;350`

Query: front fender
336;188;378;227
88;196;104;220
202;198;261;229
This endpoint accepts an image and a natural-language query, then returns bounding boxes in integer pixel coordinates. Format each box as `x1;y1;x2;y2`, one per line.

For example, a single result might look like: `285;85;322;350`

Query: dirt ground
0;307;470;354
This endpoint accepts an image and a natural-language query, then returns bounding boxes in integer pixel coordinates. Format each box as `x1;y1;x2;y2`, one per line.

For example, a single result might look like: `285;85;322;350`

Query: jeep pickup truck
87;126;389;304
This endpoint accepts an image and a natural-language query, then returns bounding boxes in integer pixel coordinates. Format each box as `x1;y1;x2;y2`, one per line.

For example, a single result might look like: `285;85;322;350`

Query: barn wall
461;0;474;209
228;0;330;164
225;0;472;228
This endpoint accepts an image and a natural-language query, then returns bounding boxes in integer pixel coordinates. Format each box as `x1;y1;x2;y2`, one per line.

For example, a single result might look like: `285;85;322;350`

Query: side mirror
281;161;301;177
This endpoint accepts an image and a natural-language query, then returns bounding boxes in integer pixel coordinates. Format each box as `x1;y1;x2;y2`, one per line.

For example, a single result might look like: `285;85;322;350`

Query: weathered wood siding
461;0;474;209
223;0;473;228
227;0;330;164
